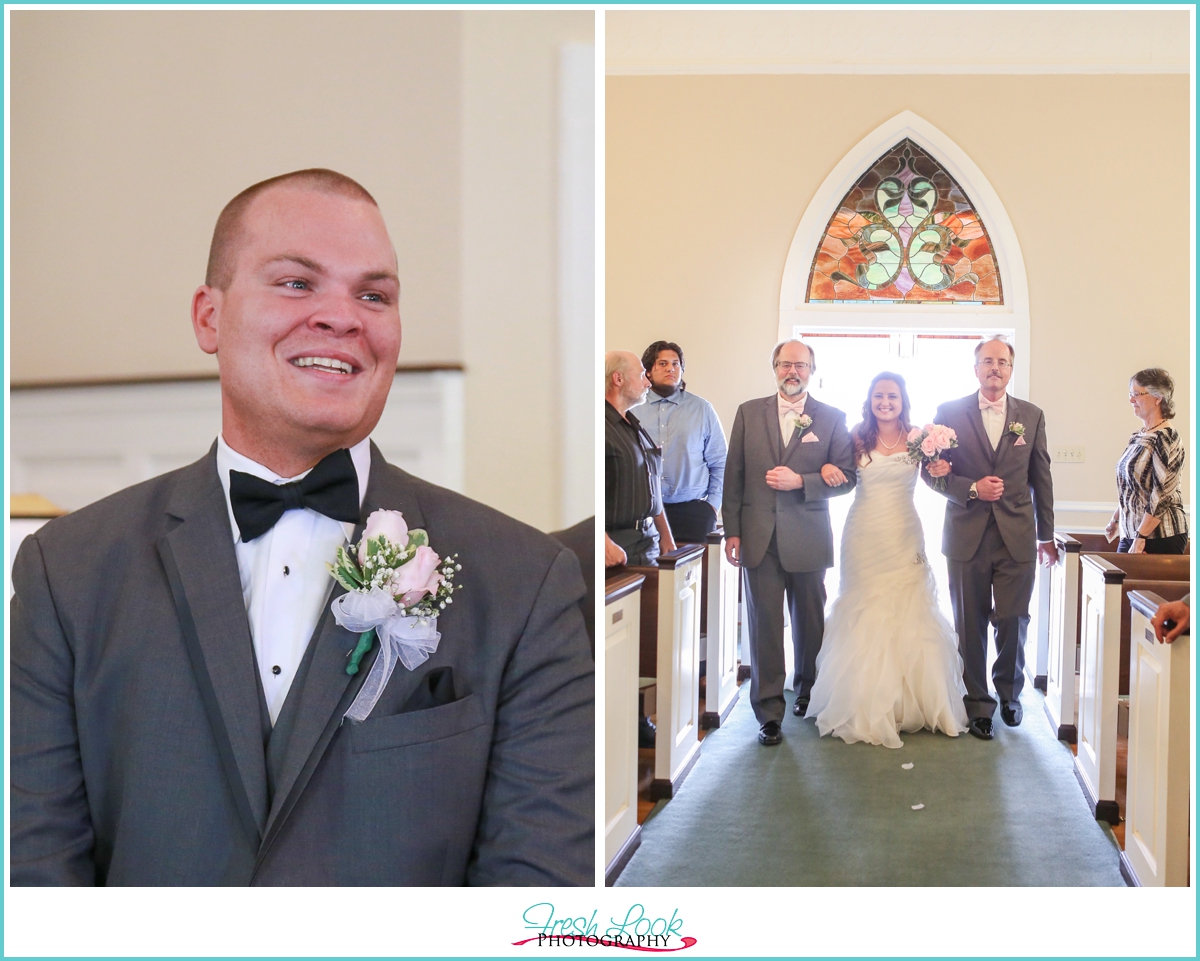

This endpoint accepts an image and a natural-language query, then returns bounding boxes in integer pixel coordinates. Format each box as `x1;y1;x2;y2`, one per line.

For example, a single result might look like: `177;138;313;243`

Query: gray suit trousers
742;533;826;724
946;516;1035;719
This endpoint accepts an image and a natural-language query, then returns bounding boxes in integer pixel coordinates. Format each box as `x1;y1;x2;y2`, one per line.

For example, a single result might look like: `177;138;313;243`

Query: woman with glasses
1105;368;1188;554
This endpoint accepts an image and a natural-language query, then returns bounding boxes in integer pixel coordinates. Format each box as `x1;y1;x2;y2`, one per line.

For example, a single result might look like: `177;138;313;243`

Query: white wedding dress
807;452;969;748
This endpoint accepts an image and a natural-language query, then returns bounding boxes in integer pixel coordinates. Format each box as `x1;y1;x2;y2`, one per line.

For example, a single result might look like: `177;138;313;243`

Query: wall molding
10;363;466;392
10;371;464;513
607;63;1190;77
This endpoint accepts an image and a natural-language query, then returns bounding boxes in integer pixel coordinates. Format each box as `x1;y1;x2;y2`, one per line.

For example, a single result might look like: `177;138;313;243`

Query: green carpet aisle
616;685;1124;886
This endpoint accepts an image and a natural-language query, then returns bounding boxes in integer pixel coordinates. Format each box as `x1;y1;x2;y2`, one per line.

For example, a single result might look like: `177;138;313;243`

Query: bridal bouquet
328;509;461;721
906;424;958;491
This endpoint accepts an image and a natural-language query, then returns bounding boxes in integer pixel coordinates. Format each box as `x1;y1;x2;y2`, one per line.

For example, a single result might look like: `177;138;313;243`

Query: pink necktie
978;396;1005;413
780;400;805;415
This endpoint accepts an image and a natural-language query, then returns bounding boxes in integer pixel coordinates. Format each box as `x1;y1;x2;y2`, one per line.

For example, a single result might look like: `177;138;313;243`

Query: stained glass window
807;139;1003;305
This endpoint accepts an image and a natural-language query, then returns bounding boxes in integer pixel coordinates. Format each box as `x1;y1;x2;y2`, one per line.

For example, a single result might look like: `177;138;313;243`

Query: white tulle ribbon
332;587;441;722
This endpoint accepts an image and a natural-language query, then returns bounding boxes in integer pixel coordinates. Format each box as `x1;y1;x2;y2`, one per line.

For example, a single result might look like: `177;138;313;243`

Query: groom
723;339;856;746
10;169;593;884
927;336;1056;740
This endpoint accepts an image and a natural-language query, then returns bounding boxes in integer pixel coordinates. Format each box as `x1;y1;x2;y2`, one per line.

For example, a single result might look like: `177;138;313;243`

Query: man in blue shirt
631;340;728;543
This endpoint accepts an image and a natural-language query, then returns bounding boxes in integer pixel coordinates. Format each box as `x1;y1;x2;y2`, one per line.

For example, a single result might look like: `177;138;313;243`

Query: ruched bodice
837;454;927;592
807;453;968;748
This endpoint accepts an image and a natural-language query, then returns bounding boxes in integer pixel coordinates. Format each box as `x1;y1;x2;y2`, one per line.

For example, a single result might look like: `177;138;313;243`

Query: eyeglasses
775;362;812;373
975;359;1012;370
1129;389;1151;399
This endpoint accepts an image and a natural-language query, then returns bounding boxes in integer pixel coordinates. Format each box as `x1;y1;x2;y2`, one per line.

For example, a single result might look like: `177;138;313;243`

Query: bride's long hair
853;371;913;465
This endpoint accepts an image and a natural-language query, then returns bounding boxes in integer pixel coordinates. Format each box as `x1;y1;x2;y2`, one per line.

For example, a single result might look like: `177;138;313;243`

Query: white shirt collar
216;435;373;543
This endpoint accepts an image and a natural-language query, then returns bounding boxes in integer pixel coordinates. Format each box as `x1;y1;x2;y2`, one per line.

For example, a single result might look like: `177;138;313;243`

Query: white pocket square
1014;436;1026;446
801;432;820;443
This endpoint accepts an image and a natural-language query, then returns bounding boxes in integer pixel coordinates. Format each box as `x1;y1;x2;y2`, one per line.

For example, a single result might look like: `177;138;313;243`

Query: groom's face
192;185;402;468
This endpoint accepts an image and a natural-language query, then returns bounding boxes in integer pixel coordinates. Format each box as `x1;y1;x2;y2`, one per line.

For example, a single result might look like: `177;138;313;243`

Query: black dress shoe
792;697;810;717
758;720;783;745
1000;701;1023;727
968;717;994;740
638;716;657;749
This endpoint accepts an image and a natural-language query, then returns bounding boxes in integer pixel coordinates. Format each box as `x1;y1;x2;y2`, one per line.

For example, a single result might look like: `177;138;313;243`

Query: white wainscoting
10;371;464;513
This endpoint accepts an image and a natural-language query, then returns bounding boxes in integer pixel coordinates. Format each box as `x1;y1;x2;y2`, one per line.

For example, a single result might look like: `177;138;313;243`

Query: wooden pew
604;571;646;886
1075;554;1189;824
1122;590;1191;887
1043;532;1187;743
626;544;705;801
1043;532;1112;742
701;529;741;730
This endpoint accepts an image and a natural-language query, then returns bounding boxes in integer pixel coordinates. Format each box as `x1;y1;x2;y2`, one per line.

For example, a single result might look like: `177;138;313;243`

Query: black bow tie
229;448;361;542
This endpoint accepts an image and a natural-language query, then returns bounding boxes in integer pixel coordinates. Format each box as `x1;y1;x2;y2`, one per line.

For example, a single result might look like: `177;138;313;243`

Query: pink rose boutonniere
328;509;461;721
906;423;959;491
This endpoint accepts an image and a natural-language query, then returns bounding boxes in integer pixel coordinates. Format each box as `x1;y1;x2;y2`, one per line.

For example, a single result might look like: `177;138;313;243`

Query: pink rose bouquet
906;423;958;491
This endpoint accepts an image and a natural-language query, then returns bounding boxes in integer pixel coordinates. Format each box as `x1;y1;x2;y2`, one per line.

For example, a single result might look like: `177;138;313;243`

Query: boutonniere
793;413;813;436
1008;422;1026;446
328;509;461;722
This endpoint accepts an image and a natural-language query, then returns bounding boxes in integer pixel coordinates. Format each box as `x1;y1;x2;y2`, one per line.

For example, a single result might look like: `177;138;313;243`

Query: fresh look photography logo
514;903;696;951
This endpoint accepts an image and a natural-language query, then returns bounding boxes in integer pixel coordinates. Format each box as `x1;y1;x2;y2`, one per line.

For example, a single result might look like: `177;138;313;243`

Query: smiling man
926;335;1056;741
10;169;594;886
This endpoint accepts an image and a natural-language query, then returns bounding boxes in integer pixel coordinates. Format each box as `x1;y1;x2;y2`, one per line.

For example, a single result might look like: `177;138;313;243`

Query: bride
805;372;968;748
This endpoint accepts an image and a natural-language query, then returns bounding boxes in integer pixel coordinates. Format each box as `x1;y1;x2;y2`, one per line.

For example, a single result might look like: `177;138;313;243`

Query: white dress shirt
777;392;808;447
978;391;1008;450
216;436;372;724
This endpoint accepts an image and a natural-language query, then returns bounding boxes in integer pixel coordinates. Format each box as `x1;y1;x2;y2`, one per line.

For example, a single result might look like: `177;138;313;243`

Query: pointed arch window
807;139;1003;305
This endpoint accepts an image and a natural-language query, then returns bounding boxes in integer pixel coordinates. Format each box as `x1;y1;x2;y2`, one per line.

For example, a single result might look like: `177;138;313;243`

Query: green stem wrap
346;627;377;676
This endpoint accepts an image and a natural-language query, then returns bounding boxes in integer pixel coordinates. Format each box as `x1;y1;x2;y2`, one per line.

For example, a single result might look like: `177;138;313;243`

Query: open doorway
795;325;1015;619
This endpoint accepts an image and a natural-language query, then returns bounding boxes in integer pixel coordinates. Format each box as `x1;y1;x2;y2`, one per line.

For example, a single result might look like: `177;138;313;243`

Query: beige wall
606;73;1191;506
11;9;593;530
11;10;464;377
462;12;595;529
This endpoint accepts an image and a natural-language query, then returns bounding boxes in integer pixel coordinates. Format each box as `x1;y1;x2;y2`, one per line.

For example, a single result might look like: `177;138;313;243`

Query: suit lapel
158;449;269;842
763;396;782;464
995;396;1020;464
256;444;427;857
783;395;820;466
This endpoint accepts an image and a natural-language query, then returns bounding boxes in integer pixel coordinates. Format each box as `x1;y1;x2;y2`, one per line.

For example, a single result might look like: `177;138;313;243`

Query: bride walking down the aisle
806;372;969;748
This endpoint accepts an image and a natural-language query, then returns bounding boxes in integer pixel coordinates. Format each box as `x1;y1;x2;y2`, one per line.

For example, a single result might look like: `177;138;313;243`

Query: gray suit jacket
929;393;1055;563
722;394;857;572
11;444;594;886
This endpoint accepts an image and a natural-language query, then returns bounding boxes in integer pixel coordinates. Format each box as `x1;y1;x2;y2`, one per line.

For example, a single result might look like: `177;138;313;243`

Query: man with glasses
723;339;856;745
925;335;1056;741
631;340;727;543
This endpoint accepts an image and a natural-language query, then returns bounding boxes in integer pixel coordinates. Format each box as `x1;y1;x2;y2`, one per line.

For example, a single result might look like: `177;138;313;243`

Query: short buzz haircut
973;335;1015;361
771;338;816;372
205;168;379;289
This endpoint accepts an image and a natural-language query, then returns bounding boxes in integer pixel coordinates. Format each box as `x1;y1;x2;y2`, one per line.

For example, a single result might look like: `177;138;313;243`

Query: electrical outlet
1052;446;1085;463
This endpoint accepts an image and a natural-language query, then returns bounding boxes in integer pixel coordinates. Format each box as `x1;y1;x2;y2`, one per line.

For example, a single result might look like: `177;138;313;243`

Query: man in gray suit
723;339;856;745
927;336;1056;740
10;169;594;885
